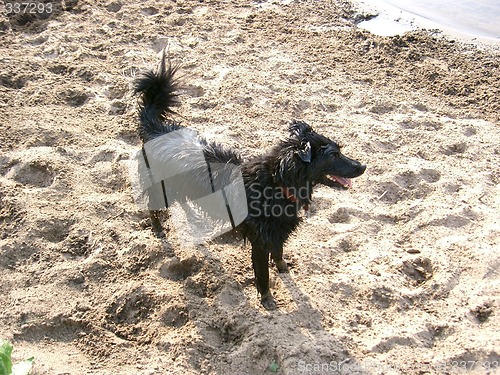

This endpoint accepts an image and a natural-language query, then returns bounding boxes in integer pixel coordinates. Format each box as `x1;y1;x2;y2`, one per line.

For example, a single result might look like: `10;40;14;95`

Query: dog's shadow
157;228;368;374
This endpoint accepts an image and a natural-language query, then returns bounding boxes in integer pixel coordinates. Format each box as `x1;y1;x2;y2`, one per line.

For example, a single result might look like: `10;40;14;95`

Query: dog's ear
289;120;312;138
297;141;311;163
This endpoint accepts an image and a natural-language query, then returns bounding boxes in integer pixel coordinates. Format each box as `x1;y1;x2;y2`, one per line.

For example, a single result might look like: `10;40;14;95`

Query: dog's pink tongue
331;175;352;188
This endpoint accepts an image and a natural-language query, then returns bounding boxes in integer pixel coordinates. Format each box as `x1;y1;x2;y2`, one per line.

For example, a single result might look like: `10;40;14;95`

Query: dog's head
281;120;366;190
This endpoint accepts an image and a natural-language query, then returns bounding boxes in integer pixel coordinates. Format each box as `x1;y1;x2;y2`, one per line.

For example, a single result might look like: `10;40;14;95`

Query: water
384;0;499;39
356;0;500;42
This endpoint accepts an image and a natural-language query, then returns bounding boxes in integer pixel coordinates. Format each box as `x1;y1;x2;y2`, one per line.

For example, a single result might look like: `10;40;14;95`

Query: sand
0;0;499;374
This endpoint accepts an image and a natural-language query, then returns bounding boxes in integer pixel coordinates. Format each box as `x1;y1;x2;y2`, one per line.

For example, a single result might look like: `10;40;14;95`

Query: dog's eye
320;145;340;157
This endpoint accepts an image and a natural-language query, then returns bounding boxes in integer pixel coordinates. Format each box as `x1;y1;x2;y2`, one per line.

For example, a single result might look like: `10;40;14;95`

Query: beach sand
0;0;498;373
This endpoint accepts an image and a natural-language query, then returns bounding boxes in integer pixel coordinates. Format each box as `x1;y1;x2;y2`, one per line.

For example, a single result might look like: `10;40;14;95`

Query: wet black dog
134;56;366;309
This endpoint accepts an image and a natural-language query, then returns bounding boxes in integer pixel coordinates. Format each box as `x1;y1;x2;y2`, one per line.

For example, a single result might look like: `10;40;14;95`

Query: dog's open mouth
329;175;352;188
319;175;352;189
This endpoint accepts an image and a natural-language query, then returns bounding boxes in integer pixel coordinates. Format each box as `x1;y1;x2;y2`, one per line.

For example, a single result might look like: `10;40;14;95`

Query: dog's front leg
251;245;276;310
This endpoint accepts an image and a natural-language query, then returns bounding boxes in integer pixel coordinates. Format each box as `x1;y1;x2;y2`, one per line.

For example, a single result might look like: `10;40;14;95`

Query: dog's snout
343;155;366;177
351;162;366;178
334;155;367;179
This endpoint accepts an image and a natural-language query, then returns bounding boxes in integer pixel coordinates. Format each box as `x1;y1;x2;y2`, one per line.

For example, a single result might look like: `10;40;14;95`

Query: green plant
268;360;280;372
0;340;34;375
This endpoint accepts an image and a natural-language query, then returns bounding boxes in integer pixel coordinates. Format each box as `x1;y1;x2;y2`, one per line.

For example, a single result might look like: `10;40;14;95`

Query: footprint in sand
7;160;56;188
401;257;434;287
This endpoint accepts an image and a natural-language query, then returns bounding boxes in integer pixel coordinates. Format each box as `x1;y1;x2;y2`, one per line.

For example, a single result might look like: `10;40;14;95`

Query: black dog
134;56;366;309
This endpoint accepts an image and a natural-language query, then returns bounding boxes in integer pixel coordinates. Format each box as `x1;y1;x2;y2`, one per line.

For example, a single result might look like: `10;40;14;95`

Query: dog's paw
150;215;165;238
153;229;166;238
261;292;277;310
275;259;289;273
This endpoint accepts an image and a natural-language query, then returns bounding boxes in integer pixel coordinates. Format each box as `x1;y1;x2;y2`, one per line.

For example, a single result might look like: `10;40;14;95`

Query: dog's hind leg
150;210;165;238
252;245;277;310
271;245;289;273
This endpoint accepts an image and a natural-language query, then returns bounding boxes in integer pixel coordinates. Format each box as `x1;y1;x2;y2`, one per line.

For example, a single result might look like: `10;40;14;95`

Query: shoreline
350;0;500;49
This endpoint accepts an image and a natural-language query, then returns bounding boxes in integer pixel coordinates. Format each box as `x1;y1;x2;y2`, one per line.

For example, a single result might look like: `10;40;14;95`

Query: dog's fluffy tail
134;52;181;141
135;52;179;116
134;52;179;117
